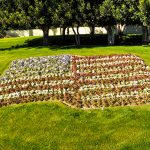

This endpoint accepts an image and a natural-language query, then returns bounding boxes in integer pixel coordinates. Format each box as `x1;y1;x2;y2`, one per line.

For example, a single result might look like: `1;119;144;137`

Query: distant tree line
0;0;150;46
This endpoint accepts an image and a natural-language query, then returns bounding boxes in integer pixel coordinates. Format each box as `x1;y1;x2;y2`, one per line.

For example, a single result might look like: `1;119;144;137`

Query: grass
0;36;150;75
0;102;150;150
0;36;150;149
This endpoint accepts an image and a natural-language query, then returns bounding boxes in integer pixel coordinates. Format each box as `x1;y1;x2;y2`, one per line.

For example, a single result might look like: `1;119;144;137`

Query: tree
0;0;60;45
28;0;59;46
70;0;85;45
113;0;140;40
55;0;73;36
0;1;8;37
114;0;149;44
57;0;85;46
0;0;31;37
84;0;103;35
99;0;116;45
139;0;150;43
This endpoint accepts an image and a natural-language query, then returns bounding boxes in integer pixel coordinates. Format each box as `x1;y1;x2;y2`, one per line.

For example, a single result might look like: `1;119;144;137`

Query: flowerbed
0;54;150;108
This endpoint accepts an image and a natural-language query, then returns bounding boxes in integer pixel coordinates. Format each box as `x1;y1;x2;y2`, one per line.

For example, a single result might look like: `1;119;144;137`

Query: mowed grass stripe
0;102;150;150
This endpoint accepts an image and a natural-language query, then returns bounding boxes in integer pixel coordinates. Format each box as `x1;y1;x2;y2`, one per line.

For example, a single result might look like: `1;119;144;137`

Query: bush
26;34;143;46
116;34;142;45
0;30;6;38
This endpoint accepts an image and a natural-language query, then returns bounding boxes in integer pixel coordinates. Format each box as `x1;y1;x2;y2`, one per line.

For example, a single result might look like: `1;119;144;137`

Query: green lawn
0;37;150;150
0;102;150;150
0;36;150;75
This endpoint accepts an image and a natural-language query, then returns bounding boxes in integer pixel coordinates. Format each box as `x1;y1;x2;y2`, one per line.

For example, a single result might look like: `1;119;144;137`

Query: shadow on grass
0;35;109;51
0;34;149;51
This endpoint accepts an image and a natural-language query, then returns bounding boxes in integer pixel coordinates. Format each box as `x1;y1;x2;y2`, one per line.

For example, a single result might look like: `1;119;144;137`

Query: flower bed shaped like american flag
0;54;150;108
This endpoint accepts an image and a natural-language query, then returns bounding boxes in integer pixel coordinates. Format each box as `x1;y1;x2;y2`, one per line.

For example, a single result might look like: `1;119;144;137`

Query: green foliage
139;0;150;26
71;0;86;27
116;34;143;45
84;0;103;31
1;0;150;45
113;0;140;25
28;0;58;28
0;0;149;31
55;0;73;27
0;0;30;30
99;0;116;26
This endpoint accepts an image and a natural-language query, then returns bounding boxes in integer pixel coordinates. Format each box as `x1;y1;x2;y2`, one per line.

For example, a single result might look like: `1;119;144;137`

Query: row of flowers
0;74;73;86
0;54;150;108
1;77;149;93
74;59;145;68
1;71;149;87
71;55;144;67
0;55;74;106
71;55;149;72
71;54;150;107
71;54;141;61
2;55;71;80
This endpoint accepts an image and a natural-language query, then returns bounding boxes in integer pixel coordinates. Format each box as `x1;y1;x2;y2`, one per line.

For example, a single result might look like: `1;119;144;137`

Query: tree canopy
0;0;149;45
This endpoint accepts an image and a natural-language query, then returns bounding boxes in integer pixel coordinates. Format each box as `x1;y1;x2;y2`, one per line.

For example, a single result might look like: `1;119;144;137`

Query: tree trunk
42;26;49;46
116;24;125;37
148;26;150;41
67;27;69;35
29;29;33;36
77;26;80;45
107;26;115;45
90;25;95;35
142;25;149;43
72;26;81;46
62;26;66;36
